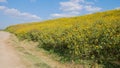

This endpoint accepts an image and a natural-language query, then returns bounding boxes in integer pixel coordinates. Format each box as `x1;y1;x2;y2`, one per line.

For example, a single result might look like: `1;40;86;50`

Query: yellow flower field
6;10;120;65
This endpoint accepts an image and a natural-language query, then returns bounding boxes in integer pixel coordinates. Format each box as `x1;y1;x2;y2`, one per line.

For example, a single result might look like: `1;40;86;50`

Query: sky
0;0;120;29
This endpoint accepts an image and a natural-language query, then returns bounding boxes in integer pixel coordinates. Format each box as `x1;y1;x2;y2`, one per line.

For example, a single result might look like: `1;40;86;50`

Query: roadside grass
9;34;107;68
10;34;85;68
9;34;119;68
10;35;51;68
10;35;120;68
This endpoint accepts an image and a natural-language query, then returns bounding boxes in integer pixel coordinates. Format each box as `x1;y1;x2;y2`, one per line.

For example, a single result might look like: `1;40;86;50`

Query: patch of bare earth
0;31;27;68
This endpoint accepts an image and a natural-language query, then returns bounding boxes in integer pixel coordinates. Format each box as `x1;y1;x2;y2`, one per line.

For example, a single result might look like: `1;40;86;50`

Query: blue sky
0;0;120;29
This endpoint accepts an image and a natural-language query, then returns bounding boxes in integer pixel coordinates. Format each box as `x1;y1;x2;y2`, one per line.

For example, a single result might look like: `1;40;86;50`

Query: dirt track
0;31;26;68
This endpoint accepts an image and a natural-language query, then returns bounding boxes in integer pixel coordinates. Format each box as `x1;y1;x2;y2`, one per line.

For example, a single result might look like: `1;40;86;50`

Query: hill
6;10;120;67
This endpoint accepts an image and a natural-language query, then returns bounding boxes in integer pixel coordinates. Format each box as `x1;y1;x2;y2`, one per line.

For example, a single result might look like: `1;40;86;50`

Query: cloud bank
0;0;7;2
51;0;102;18
0;6;41;21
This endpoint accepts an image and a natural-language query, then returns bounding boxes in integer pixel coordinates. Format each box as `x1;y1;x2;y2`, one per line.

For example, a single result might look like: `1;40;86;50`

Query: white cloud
51;13;71;18
60;0;85;12
115;7;120;10
0;6;41;21
51;12;78;18
71;0;84;3
0;6;6;10
60;1;83;12
51;0;102;18
85;5;102;12
0;0;7;2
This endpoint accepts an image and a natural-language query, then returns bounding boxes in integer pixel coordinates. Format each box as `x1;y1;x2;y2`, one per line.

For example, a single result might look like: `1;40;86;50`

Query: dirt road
0;31;26;68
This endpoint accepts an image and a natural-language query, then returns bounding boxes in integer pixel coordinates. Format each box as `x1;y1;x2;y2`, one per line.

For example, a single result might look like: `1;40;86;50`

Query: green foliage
6;10;120;66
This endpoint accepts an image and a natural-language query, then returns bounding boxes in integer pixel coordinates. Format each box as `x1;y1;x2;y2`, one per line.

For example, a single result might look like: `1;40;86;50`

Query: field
6;10;120;68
